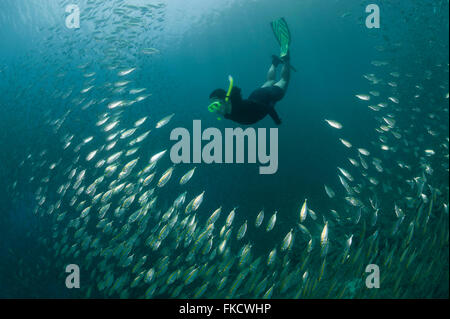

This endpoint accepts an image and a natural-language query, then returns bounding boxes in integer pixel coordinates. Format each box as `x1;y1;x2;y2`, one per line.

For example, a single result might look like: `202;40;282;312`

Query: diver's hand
269;109;282;125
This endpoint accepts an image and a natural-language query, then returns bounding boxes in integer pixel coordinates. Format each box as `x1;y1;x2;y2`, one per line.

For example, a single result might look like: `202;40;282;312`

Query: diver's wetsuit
224;86;284;125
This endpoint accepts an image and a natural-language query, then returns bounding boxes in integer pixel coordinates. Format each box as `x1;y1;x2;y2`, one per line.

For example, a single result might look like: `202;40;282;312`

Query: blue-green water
0;0;448;298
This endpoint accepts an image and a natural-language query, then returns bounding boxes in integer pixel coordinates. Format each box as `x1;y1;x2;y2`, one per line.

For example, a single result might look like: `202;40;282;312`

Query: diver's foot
272;54;283;67
280;51;290;63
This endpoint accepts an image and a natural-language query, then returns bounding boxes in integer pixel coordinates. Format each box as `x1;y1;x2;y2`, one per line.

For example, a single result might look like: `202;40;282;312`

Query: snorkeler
208;18;294;126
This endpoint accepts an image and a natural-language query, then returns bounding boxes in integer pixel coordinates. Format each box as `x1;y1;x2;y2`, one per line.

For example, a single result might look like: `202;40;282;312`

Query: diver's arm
268;108;282;125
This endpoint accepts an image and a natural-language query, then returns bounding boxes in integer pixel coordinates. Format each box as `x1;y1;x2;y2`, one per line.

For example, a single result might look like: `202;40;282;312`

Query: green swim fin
271;18;297;72
271;17;291;58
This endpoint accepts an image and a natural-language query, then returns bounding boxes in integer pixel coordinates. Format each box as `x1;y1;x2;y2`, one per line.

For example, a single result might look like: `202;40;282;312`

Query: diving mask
208;75;234;119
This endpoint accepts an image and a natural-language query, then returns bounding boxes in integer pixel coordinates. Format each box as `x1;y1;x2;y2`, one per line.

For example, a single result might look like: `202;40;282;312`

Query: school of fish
1;0;448;298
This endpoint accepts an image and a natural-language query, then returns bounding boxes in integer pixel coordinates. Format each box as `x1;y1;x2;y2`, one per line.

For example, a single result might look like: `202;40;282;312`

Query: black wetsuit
224;86;284;125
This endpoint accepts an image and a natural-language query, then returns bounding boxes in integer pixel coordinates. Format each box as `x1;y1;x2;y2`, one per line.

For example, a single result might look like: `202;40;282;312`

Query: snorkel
208;75;234;120
225;75;234;103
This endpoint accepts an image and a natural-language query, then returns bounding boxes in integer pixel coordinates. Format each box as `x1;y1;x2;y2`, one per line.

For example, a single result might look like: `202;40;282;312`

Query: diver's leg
266;64;277;82
262;64;276;88
262;55;282;88
274;60;291;92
